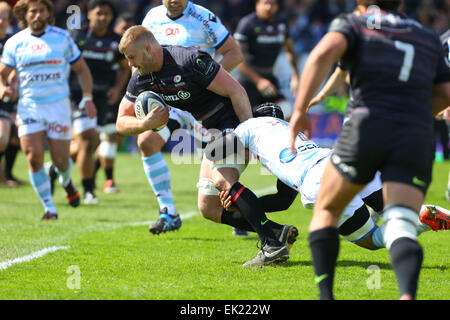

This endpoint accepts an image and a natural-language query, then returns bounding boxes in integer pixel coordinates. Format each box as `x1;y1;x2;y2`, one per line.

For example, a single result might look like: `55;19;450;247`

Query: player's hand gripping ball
134;91;168;131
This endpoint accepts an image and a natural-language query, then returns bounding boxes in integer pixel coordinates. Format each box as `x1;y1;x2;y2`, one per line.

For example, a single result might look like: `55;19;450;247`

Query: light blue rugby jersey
1;25;81;104
234;117;332;192
141;1;230;56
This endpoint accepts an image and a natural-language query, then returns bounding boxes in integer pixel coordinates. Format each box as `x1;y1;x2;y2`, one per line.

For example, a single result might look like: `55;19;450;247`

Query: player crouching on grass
204;103;450;267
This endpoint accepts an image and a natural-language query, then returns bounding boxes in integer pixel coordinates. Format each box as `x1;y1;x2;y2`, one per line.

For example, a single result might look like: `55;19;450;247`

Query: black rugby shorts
331;107;433;194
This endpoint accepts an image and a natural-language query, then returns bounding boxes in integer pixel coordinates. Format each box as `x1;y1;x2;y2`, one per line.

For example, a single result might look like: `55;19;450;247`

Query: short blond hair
0;2;12;19
119;25;157;54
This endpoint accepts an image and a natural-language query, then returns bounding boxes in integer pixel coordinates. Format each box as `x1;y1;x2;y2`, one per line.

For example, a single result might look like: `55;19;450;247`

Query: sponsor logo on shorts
20;118;39;125
331;154;357;178
48;122;69;135
412;176;426;187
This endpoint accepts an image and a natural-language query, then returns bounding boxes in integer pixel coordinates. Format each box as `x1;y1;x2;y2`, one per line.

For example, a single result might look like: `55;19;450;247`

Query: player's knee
212;175;231;193
197;178;219;196
197;197;220;222
98;141;118;159
0;136;8;152
382;205;418;250
137;131;165;155
23;146;44;167
197;178;222;221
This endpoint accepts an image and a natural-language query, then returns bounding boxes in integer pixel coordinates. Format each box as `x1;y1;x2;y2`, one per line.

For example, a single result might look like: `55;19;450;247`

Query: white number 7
394;40;415;82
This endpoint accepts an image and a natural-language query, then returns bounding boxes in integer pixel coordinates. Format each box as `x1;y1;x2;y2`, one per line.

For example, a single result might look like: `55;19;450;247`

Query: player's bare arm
431;82;450;116
206;67;253;122
71;57;97;119
107;58;131;105
116;96;169;135
309;66;348;109
0;62;15;101
236;42;276;96
289;32;348;152
216;35;243;72
283;37;300;96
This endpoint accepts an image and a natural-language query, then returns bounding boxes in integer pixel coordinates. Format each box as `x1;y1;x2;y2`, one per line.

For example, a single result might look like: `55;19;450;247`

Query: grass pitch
0;151;449;300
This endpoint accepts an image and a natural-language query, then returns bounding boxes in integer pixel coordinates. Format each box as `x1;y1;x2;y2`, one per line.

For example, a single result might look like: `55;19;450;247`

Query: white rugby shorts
300;157;382;241
17;97;73;140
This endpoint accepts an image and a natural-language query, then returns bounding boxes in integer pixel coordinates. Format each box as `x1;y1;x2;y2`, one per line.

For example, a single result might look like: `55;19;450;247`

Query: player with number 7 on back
289;0;450;300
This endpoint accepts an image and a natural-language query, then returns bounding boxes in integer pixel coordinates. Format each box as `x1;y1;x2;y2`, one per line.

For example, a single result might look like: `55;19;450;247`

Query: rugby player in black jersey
289;0;450;300
234;0;299;119
0;2;21;187
116;26;290;261
47;0;130;203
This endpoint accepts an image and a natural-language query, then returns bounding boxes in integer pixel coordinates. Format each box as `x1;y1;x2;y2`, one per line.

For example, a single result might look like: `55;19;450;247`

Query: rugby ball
134;91;168;131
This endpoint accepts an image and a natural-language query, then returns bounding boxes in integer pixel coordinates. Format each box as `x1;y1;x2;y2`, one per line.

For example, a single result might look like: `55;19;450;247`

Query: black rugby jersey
0;33;11;55
441;29;450;64
0;33;15;112
125;46;232;120
70;28;123;93
330;12;450;128
234;12;290;70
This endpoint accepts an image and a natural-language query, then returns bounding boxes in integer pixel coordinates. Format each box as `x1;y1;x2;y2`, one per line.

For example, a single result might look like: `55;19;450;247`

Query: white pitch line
0;246;70;271
0;185;277;271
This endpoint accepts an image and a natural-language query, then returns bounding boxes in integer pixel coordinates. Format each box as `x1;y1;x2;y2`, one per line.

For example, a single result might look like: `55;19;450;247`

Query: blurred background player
440;28;450;202
47;0;130;203
233;0;299;120
84;0;130;196
289;0;450;300
0;0;96;220
113;12;135;36
139;0;246;235
0;1;22;187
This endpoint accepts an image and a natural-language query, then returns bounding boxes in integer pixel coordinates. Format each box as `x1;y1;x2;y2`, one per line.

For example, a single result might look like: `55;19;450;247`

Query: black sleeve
328;14;357;71
435;32;450;84
440;29;450;61
259;179;298;212
233;15;252;44
113;34;124;64
190;50;221;88
124;70;139;103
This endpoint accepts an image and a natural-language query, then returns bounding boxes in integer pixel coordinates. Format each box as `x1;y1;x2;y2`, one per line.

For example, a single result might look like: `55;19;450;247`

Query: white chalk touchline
0;246;70;271
0;185;277;271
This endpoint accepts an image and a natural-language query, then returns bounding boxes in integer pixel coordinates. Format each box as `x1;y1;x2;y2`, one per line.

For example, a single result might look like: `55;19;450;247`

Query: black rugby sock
82;178;95;193
309;227;339;300
228;182;282;247
221;209;254;231
4;143;19;180
105;167;113;180
389;237;423;299
221;208;284;233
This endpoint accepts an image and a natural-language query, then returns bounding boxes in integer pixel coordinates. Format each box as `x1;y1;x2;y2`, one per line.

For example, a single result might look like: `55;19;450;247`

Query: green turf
0;151;449;300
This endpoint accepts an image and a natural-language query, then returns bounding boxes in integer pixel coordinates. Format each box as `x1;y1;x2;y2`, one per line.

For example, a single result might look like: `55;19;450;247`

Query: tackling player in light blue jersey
204;103;444;267
234;117;331;195
0;0;96;220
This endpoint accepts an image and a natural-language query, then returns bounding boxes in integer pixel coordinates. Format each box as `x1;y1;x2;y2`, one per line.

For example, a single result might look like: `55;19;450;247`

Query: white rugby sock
142;153;177;216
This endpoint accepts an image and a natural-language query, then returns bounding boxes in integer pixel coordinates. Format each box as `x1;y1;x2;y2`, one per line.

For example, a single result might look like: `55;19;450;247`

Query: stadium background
5;0;449;152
